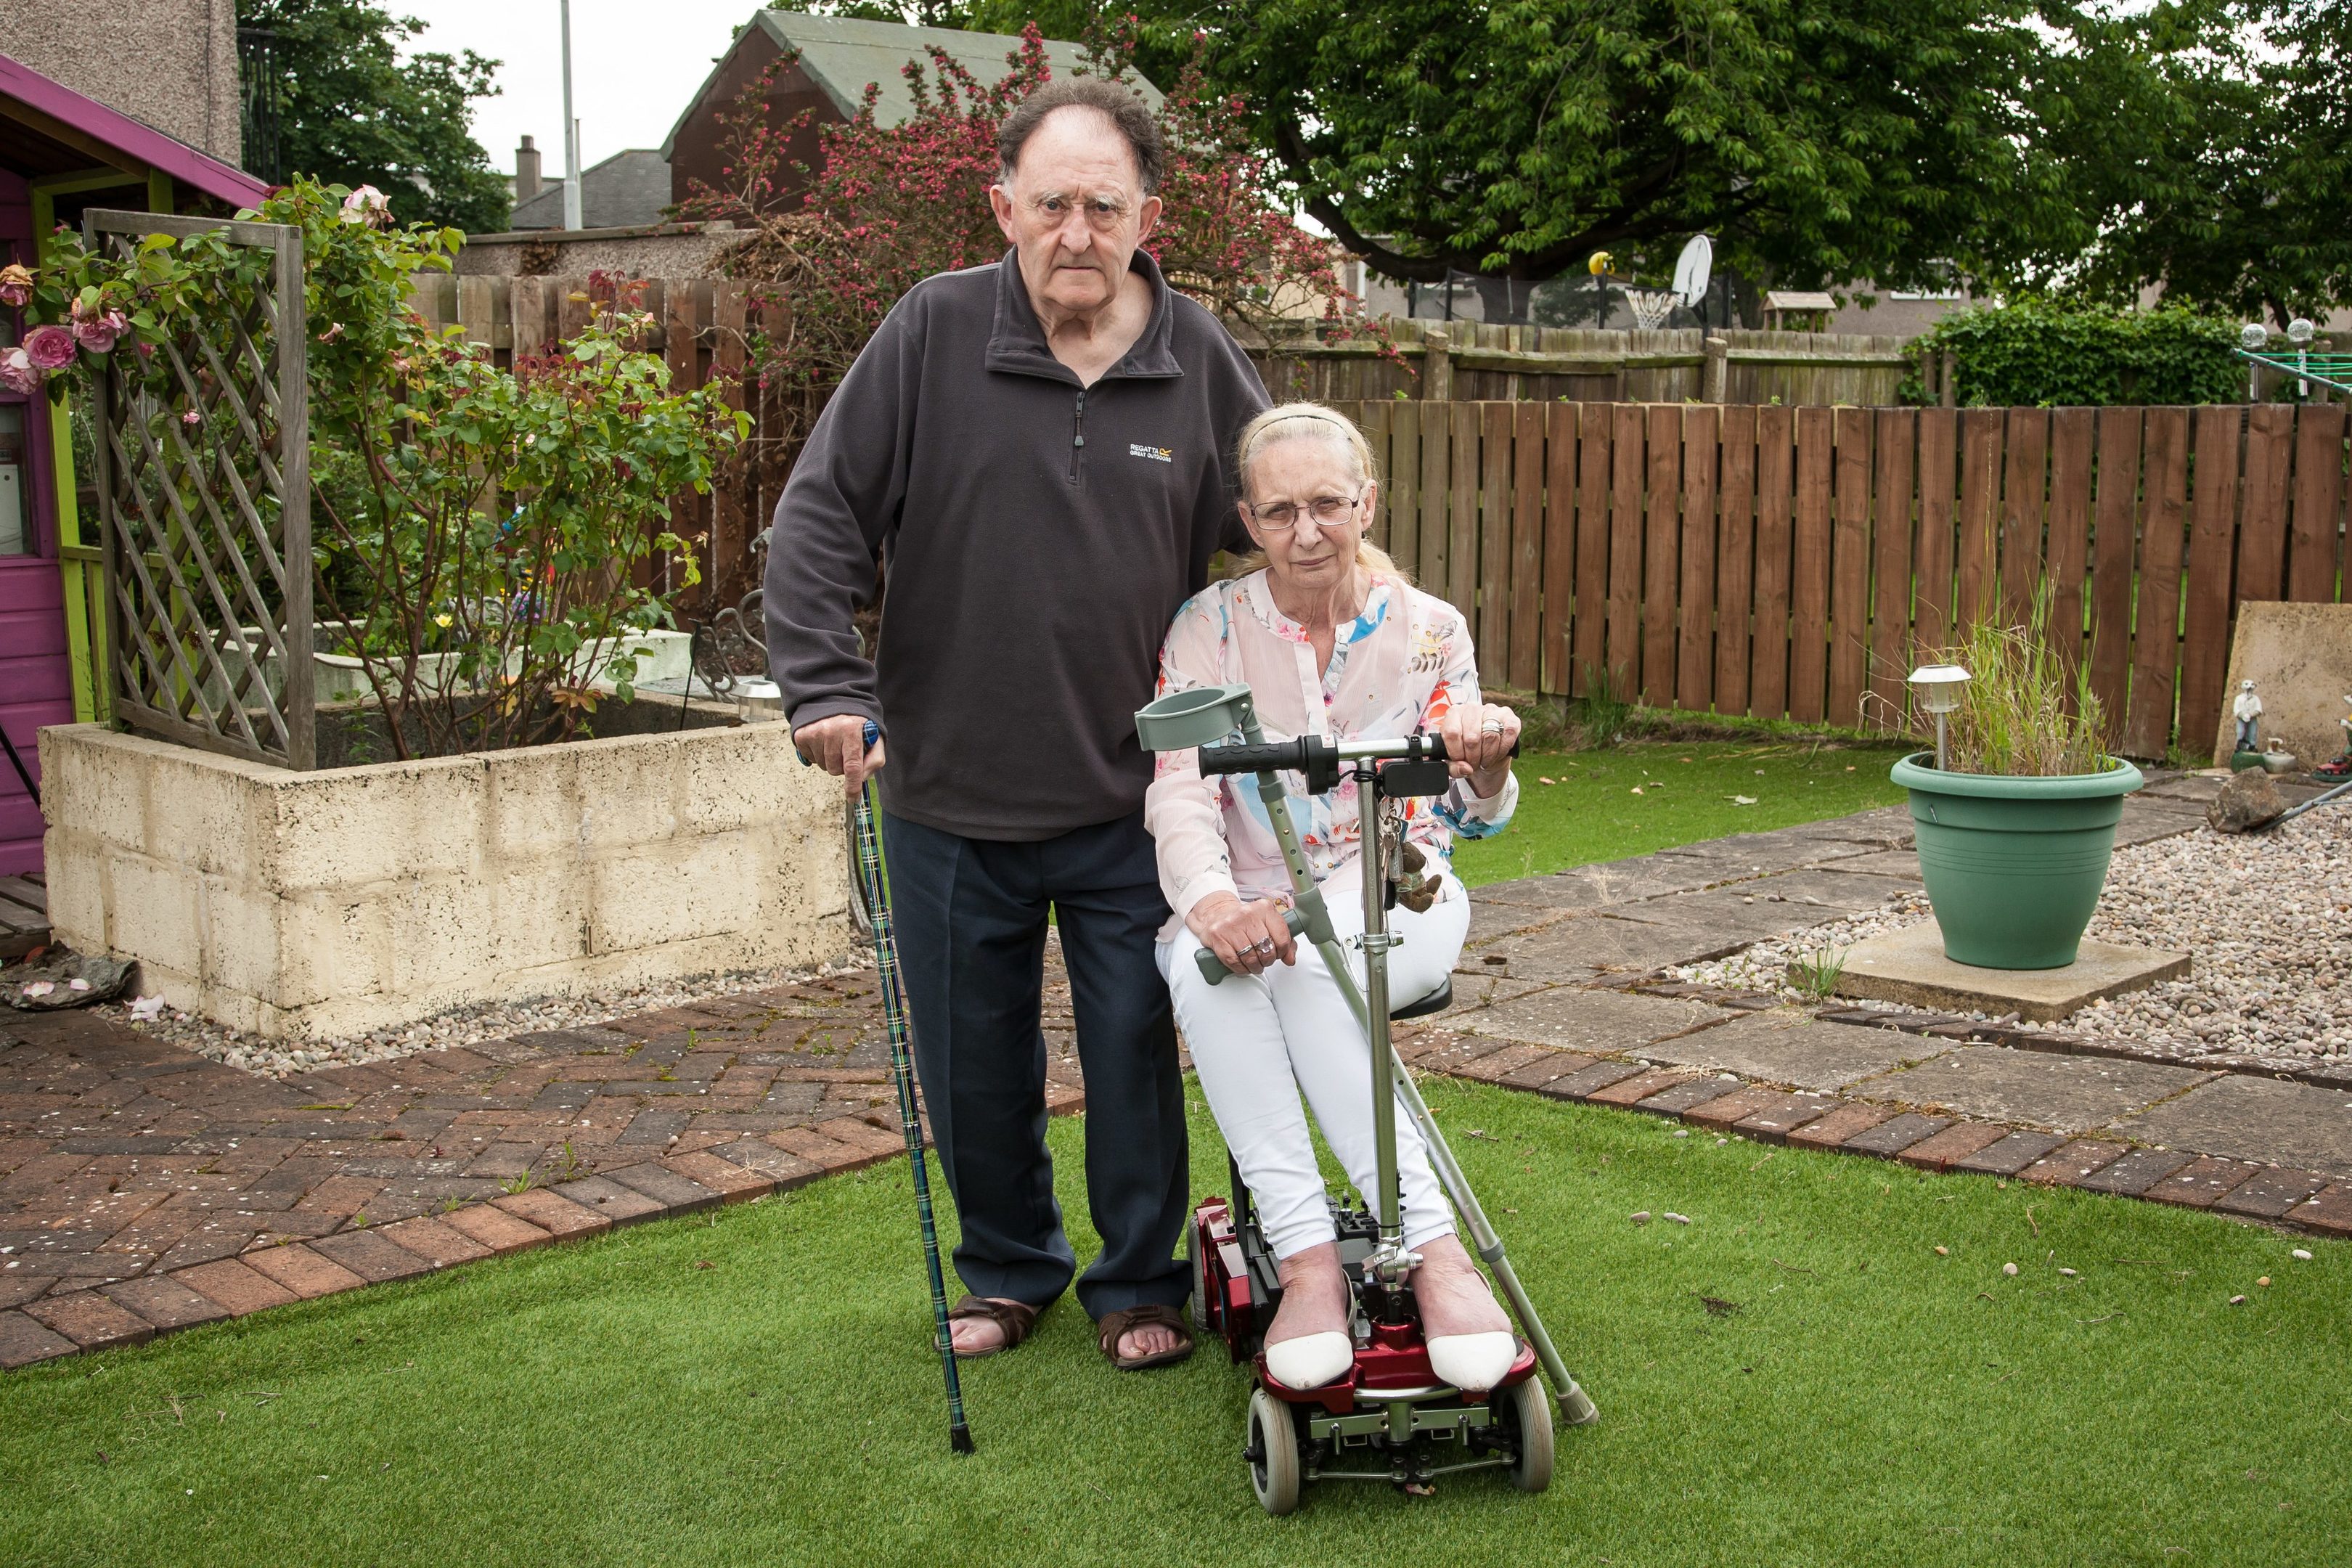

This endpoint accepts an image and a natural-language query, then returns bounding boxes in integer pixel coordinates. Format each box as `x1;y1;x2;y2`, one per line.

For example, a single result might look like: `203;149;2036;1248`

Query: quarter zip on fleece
1069;388;1087;484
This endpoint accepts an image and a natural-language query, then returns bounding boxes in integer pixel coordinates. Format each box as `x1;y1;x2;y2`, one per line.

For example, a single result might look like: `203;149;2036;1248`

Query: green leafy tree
2066;0;2352;326
1183;0;2126;293
237;0;511;234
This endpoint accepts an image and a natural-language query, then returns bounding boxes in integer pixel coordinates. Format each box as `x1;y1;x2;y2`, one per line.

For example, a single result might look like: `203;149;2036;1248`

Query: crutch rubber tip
1559;1387;1601;1427
950;1424;976;1454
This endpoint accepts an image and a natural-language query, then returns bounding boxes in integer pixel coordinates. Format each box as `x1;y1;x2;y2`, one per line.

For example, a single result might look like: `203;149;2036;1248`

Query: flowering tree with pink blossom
676;23;1381;461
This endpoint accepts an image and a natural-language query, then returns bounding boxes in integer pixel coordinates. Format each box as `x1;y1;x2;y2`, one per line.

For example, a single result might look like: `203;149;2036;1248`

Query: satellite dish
1673;235;1714;309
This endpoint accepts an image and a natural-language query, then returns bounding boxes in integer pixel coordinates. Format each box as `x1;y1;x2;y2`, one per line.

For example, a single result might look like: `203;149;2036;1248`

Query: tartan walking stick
846;721;975;1454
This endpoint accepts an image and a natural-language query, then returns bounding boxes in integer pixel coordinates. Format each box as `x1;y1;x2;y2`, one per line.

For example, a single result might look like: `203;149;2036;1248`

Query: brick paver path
6;770;2345;1368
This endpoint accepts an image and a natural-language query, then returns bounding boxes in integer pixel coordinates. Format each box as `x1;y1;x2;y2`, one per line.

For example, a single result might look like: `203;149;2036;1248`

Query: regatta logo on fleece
1129;443;1174;463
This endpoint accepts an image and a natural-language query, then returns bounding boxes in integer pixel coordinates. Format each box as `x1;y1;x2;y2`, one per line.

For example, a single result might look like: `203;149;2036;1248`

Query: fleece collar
984;245;1183;385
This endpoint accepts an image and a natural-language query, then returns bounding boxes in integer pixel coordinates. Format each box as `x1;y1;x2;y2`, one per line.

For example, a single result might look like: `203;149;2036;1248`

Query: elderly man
767;77;1269;1370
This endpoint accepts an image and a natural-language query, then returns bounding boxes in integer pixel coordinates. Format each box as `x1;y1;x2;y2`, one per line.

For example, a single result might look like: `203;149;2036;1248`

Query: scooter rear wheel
1504;1376;1555;1493
1186;1219;1212;1336
1246;1387;1302;1515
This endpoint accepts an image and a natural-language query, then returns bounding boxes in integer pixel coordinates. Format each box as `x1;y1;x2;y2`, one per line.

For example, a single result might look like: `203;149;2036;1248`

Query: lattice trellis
86;211;314;769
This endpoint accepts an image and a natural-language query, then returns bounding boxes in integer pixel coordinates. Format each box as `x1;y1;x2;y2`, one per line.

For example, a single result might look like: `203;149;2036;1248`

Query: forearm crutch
841;720;976;1454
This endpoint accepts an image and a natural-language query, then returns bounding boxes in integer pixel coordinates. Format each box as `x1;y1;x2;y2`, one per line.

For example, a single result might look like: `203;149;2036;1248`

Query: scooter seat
1389;978;1453;1021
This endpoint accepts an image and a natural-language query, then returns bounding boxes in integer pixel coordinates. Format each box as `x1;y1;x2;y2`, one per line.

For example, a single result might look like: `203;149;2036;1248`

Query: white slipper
1264;1331;1354;1390
1427;1331;1519;1392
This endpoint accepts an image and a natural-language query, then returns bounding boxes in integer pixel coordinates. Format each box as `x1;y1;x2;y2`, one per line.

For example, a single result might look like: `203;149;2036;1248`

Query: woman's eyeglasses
1249;491;1365;531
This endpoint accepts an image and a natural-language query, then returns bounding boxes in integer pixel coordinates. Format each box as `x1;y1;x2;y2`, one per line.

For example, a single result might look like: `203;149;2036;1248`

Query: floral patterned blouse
1144;569;1517;934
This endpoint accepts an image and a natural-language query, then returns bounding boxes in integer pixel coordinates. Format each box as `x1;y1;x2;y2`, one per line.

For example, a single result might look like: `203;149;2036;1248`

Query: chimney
515;135;542;202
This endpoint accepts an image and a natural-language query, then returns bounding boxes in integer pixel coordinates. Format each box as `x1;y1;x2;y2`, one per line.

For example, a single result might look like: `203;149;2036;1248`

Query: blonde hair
1230;401;1407;582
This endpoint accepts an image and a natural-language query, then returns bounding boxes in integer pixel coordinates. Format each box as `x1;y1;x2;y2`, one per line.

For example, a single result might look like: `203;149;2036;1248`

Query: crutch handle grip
1195;907;1310;984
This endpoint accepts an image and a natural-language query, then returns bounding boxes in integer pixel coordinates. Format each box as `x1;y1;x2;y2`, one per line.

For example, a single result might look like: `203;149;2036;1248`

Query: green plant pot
1890;752;2144;971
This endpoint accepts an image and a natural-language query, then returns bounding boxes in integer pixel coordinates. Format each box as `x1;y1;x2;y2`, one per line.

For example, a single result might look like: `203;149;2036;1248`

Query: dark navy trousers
881;809;1191;1320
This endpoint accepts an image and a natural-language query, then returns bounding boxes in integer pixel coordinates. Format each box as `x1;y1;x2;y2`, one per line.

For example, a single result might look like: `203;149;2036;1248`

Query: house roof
660;11;1160;160
0;51;269;205
508;149;671;232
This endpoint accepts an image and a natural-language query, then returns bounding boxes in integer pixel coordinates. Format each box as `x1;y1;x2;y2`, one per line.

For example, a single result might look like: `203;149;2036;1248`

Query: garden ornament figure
2316;695;2352;781
2233;679;2263;754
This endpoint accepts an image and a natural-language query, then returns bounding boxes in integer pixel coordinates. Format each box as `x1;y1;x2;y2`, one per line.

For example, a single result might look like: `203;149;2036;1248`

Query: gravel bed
1677;803;2352;1064
96;955;877;1080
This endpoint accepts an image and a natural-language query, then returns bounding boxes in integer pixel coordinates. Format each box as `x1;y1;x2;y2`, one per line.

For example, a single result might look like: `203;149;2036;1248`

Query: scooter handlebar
1194;907;1310;985
1193;732;1519;776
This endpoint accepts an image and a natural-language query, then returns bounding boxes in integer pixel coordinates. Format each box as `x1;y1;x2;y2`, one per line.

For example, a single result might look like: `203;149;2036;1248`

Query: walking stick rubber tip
950;1424;976;1454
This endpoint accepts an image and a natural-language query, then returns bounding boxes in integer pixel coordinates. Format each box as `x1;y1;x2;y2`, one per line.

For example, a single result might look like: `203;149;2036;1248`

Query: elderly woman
1146;402;1524;1394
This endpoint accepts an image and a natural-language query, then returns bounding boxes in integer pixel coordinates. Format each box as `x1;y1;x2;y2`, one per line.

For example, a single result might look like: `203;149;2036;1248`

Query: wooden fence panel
2289;404;2347;603
1998;408;2049;620
1868;408;1916;732
2180;407;2245;751
1478;401;1515;676
2045;408;2095;678
1386;402;1421;581
1750;406;1794;719
1956;409;2003;624
1447;402;1482;630
1676;404;1720;713
1572;404;1612;694
2088;407;2142;727
2236;404;2295;605
1828;406;1872;729
1788;406;1834;724
1508;401;1546;692
2126;409;2192;759
710;280;751;607
1360;400;1394;553
1540;402;1577;694
1418;404;1450;594
1605;404;1646;693
1641;404;1682;704
1714;405;1757;716
1914;409;1959;651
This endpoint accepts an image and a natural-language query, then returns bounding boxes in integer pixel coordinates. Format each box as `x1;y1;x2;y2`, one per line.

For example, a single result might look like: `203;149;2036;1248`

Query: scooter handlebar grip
1196;739;1307;776
1193;907;1310;985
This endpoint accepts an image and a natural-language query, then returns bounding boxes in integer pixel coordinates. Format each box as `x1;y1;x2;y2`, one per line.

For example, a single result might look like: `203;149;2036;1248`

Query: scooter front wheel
1245;1387;1302;1515
1504;1376;1555;1493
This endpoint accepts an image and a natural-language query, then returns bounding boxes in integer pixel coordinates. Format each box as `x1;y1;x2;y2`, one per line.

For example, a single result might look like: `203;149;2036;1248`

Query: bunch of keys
1381;803;1437;913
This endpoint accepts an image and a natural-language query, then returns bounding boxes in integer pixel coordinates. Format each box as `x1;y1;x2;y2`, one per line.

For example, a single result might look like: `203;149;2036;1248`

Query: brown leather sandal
1097;1303;1196;1371
947;1294;1040;1360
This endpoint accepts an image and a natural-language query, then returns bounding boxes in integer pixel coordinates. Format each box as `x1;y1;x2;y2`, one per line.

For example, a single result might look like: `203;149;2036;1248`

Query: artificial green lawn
7;1081;2342;1567
1450;738;1914;888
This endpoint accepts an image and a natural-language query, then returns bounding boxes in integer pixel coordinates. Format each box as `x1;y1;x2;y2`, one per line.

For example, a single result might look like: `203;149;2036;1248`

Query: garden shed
0;50;269;878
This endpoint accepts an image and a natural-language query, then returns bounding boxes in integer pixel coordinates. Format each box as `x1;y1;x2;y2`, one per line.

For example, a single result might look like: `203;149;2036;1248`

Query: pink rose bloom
340;185;390;225
0;264;31;309
73;307;126;355
21;324;75;370
0;346;38;395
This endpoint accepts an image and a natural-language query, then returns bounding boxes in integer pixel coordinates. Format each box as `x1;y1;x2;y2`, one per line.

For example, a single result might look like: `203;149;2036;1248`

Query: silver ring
1481;720;1503;733
1251;939;1274;954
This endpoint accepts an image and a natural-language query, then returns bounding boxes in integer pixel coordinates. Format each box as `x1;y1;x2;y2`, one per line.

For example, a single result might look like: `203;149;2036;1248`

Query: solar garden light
2289;317;2316;396
1908;663;1971;771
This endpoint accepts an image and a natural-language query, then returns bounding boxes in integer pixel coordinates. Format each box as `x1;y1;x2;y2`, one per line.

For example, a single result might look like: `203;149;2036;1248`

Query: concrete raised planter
207;626;696;708
38;705;854;1040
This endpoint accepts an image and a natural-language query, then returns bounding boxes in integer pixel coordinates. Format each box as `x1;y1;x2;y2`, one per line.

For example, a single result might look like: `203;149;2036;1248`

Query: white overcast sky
393;1;767;173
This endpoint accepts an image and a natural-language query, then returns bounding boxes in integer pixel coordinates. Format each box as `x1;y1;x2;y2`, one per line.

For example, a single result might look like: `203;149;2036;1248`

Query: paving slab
1631;1010;1946;1092
1458;988;1731;1053
2115;1074;2352;1183
1950;1129;2070;1176
2073;1148;2194;1196
1816;849;1924;882
1464;901;1578;946
1467;914;1747;981
1618;888;1857;946
1654;830;1880;873
2111;807;2211;849
1826;922;2191;1023
2213;1167;2329;1218
1474;856;1734;913
1728;867;1922;913
1855;1047;2213;1135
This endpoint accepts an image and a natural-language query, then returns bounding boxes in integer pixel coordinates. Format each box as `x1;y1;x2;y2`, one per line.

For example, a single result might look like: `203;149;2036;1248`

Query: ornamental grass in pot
1892;592;2141;970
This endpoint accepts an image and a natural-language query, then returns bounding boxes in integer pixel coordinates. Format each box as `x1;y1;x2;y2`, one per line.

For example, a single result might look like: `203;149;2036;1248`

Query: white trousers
1158;867;1471;1262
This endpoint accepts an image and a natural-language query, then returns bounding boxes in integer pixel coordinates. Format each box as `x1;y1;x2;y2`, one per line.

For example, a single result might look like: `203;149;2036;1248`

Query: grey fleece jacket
764;248;1270;841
